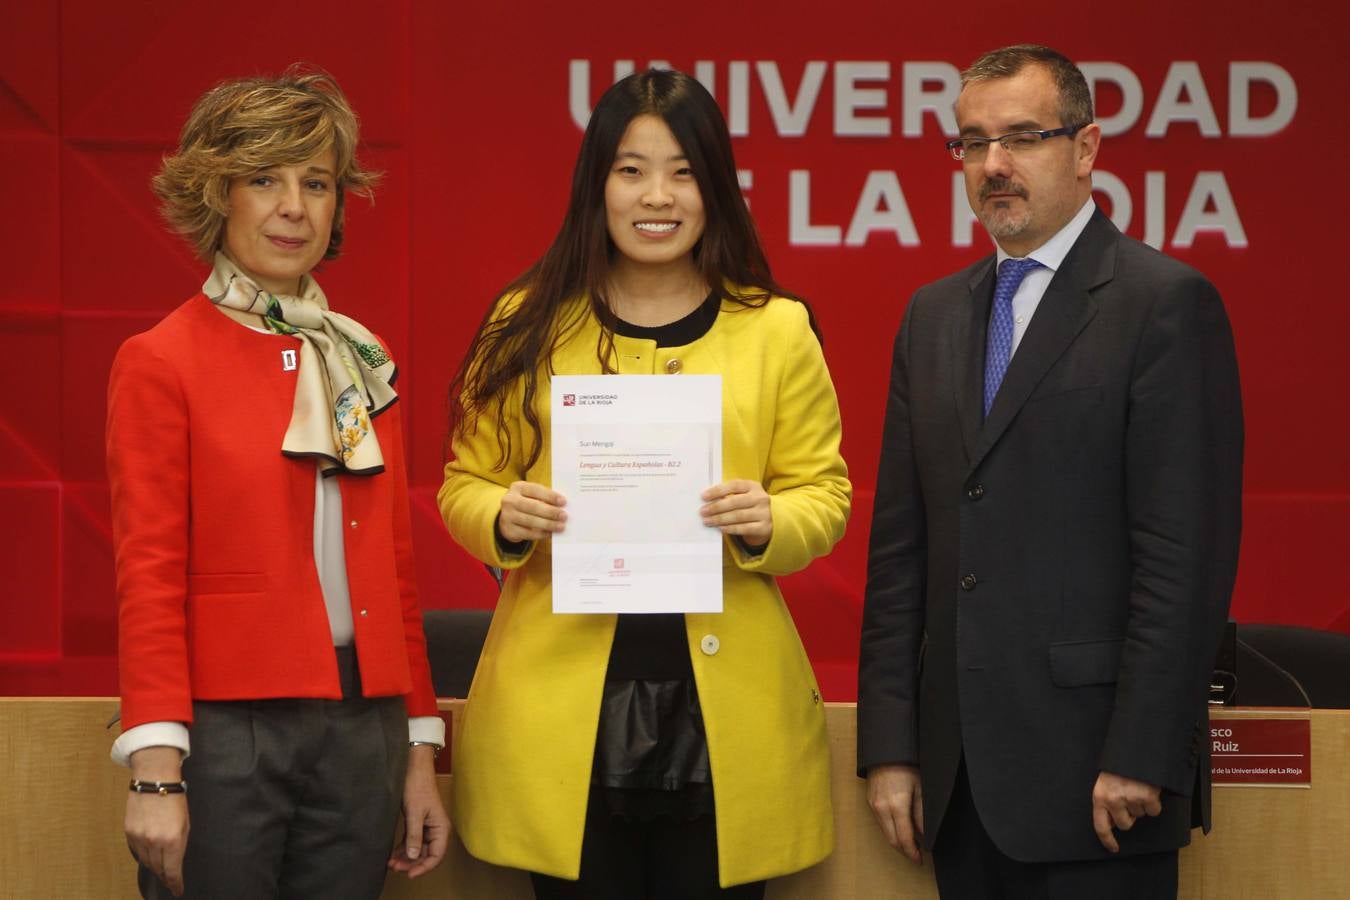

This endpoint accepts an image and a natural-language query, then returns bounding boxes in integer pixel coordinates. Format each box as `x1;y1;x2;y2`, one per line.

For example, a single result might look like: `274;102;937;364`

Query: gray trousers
139;647;408;900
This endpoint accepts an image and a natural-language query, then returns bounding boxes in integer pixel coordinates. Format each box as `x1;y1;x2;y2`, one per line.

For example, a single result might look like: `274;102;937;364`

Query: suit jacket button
967;484;985;500
665;358;683;374
961;574;978;591
700;634;720;655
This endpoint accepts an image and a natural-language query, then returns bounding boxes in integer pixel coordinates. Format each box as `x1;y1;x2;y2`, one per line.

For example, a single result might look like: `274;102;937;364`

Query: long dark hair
449;68;819;471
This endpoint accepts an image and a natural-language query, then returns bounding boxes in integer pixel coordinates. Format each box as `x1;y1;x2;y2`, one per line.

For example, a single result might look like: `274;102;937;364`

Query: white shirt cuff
407;715;446;748
111;721;191;767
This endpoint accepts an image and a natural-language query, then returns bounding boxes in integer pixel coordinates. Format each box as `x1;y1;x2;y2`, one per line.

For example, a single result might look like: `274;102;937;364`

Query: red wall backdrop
2;0;1345;700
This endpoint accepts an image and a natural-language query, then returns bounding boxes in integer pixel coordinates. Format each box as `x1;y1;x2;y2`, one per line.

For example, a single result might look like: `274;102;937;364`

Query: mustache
979;178;1028;202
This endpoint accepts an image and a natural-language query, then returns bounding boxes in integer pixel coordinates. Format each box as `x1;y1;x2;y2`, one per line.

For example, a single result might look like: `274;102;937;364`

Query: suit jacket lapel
967;210;1119;476
954;258;996;464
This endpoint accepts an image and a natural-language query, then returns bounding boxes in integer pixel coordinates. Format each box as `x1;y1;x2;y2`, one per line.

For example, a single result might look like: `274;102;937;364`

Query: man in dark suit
857;45;1243;899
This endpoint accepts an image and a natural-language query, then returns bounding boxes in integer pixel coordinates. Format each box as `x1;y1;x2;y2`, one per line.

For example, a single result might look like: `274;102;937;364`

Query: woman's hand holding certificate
699;480;773;547
499;481;567;543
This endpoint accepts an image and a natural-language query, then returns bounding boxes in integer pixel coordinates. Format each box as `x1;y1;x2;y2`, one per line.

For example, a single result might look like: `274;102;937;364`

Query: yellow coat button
665;358;683;374
700;634;720;655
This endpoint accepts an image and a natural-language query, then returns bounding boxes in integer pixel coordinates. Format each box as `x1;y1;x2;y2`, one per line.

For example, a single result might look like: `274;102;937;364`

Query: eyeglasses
946;124;1085;161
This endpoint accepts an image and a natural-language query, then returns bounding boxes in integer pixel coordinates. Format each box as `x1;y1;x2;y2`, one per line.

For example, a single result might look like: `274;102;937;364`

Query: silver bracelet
408;740;442;759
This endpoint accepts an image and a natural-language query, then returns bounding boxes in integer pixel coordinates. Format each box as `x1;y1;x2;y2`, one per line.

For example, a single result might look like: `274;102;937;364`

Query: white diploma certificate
551;374;723;614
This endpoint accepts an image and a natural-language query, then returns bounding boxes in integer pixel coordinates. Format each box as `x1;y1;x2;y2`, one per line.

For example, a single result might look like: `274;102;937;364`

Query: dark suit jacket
858;210;1243;862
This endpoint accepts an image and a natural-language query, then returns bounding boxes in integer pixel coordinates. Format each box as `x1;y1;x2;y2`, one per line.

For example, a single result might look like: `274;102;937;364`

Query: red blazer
107;294;437;730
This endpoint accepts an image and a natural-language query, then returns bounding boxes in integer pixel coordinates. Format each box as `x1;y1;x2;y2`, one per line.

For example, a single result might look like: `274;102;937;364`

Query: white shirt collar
996;197;1096;272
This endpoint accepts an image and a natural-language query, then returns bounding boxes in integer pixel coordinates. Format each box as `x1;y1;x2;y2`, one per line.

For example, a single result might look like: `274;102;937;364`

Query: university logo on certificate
551;374;723;614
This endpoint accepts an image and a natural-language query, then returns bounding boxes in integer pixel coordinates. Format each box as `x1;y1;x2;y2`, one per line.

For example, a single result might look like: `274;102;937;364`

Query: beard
976;177;1032;240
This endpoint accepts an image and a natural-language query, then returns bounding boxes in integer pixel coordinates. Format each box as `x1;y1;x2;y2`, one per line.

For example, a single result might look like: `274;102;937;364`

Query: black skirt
591;614;714;821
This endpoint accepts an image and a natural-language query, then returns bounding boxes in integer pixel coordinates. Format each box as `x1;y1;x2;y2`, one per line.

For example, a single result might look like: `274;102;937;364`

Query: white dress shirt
995;197;1097;357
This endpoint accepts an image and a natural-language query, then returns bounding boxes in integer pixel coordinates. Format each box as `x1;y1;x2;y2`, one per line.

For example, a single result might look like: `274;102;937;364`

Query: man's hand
126;746;189;896
1092;770;1163;852
388;745;450;878
866;764;925;864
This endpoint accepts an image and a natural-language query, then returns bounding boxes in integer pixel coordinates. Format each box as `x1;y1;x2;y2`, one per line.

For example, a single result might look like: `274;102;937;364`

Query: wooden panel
1183;708;1346;897
0;698;138;897
2;700;1346;898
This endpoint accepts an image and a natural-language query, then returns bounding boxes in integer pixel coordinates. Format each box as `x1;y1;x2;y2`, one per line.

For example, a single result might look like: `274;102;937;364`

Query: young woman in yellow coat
439;69;850;899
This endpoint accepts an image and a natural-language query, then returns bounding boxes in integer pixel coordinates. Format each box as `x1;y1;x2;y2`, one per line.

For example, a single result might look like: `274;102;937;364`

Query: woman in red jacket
105;68;447;898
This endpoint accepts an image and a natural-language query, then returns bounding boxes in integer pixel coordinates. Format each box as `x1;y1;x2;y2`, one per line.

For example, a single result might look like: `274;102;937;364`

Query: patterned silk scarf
204;253;398;476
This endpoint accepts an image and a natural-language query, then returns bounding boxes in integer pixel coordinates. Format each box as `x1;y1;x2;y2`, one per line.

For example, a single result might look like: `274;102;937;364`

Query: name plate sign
1210;709;1311;787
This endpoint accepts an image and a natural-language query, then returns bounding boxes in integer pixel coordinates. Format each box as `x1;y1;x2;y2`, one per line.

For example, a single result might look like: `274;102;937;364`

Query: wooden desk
2;700;1345;898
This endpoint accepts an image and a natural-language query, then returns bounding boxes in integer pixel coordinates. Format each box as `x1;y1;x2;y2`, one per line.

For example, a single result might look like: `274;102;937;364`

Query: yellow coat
438;295;851;886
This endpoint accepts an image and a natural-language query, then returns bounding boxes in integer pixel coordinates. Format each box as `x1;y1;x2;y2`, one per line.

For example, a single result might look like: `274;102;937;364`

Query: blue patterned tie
983;257;1042;417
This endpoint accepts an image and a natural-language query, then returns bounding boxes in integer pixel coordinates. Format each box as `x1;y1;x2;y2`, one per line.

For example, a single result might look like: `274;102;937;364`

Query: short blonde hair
152;65;378;262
